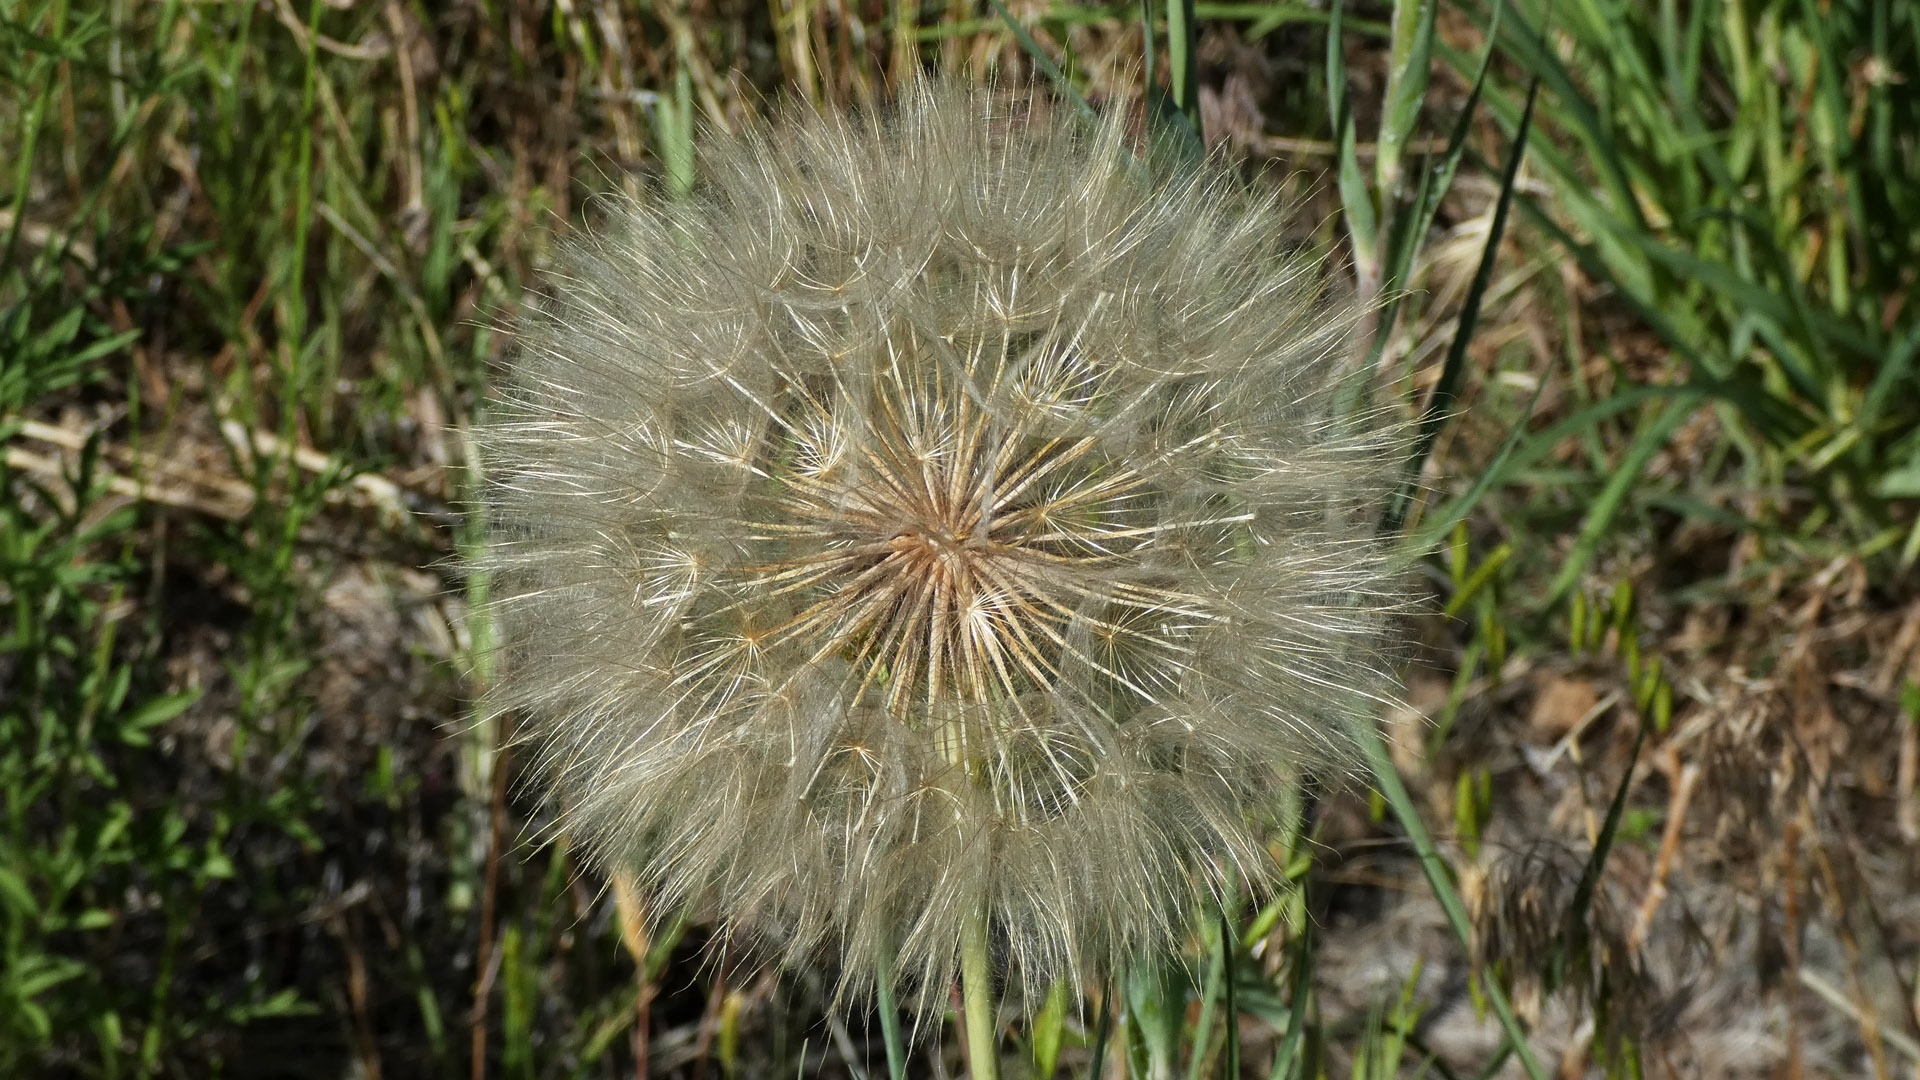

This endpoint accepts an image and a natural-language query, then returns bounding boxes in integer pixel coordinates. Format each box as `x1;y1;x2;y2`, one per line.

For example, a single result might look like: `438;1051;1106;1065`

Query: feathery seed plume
478;80;1409;1006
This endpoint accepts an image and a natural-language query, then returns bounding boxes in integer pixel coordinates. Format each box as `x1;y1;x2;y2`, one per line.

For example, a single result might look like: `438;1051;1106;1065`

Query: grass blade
1030;980;1068;1078
1086;983;1114;1080
1141;0;1205;170
1350;0;1505;407
1560;713;1649;997
1386;75;1541;534
1182;899;1241;1080
1219;907;1240;1080
1356;722;1550;1080
1398;378;1756;564
1409;0;1502;259
1327;0;1379;289
1540;394;1700;608
1166;0;1203;141
1265;906;1313;1080
1376;0;1435;201
1476;0;1648;233
1399;371;1544;557
985;0;1098;126
1125;960;1184;1080
654;57;695;199
1860;324;1920;434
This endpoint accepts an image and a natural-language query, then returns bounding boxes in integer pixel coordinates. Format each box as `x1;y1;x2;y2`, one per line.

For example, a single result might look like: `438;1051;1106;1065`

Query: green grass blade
1504;191;1815;444
1540;394;1700;608
1327;0;1378;287
1141;0;1205;170
1400;379;1762;563
1386;75;1540;534
1356;723;1550;1080
1265;914;1312;1080
1411;0;1502;255
1375;0;1434;200
985;0;1098;126
1399;373;1544;557
1592;207;1875;364
652;56;694;199
1182;923;1225;1080
1219;907;1240;1079
1125;960;1183;1080
1140;0;1158;92
1030;980;1068;1078
1475;0;1647;233
1085;983;1114;1080
1561;713;1649;995
1350;0;1504;405
1166;0;1202;140
1183;898;1242;1080
1860;324;1920;434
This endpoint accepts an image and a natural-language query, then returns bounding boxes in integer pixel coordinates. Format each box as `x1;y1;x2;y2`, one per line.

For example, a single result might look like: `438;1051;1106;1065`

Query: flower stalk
960;909;999;1080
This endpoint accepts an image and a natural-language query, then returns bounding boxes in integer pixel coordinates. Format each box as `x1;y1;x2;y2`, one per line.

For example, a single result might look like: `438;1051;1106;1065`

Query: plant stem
875;941;906;1080
960;909;999;1080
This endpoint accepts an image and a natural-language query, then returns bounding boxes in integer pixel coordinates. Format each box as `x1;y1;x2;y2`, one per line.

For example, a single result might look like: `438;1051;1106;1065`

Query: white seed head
478;80;1410;1005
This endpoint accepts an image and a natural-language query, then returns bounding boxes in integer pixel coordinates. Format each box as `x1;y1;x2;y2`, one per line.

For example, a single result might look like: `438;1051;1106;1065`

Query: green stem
875;942;906;1080
960;909;1000;1080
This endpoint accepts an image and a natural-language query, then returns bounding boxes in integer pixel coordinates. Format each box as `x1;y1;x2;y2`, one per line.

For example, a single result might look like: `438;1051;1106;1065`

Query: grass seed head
478;79;1411;1005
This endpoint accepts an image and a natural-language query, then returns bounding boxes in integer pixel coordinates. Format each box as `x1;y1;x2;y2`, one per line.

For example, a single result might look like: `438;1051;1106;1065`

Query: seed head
478;80;1409;1004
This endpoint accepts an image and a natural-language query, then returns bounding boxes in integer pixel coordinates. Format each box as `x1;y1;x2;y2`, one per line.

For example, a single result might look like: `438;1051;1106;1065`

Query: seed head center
894;522;979;559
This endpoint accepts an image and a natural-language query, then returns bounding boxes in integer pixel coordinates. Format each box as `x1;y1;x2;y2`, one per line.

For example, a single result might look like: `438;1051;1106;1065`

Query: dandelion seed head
479;80;1411;1005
